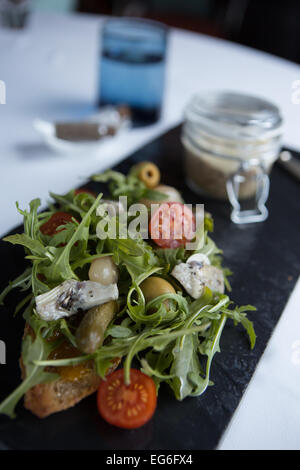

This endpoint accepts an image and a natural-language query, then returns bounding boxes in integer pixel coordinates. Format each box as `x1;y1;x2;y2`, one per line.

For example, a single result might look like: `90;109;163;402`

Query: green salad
0;162;256;426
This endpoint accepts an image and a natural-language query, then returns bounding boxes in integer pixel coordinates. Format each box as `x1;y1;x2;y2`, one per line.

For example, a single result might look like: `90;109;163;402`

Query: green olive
131;161;160;189
140;276;175;303
75;301;118;354
88;256;118;286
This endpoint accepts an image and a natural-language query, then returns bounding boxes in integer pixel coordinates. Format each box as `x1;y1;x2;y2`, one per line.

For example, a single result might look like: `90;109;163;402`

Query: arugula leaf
108;236;158;279
0;164;257;416
48;221;79;247
0;333;58;418
41;194;102;283
92;169;167;206
92;170;144;205
167;294;228;399
204;213;214;232
16;198;42;239
191;315;227;396
140;358;175;381
3;234;49;259
0;267;32;305
155;246;187;272
141;346;175;390
49;191;82;215
169;333;203;400
223;305;257;349
14;293;33;317
143;188;168;201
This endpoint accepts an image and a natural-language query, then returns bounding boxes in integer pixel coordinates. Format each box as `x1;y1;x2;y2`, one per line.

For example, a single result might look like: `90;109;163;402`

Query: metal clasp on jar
226;158;270;224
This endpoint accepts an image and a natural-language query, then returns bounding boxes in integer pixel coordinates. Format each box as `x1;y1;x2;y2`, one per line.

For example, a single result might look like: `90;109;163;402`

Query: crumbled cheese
200;265;225;294
171;262;224;299
186;253;210;266
172;263;205;299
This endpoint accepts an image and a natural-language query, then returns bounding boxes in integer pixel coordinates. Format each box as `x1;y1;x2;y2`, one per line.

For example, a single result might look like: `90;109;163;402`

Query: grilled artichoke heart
35;280;118;321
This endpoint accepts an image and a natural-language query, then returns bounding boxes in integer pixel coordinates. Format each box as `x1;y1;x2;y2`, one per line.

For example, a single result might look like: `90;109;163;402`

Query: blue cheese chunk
186;253;210;267
171;261;224;299
35;280;118;321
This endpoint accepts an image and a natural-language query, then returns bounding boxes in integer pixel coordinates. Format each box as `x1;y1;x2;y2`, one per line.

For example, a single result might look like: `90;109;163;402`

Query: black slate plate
0;125;299;450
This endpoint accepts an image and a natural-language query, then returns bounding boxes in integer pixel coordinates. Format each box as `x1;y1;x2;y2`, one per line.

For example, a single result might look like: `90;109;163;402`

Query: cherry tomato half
97;368;157;429
149;202;196;249
40;212;76;236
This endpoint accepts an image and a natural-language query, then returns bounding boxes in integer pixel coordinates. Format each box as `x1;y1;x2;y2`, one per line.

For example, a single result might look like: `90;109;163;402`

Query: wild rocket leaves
0;170;256;418
0;316;59;418
31;290;256;403
92;169;167;206
2;194;103;298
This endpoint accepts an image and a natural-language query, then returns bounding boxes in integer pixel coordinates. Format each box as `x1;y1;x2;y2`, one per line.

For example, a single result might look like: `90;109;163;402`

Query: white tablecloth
0;11;299;450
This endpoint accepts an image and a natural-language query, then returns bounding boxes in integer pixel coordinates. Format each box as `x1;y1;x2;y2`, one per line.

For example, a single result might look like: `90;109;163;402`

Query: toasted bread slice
21;324;119;418
23;367;102;418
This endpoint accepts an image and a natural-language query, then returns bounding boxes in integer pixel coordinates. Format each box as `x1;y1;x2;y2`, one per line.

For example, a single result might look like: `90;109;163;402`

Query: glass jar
181;91;283;223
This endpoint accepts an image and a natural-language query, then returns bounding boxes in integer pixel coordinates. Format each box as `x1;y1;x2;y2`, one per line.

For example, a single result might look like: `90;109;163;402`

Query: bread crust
23;369;101;418
21;324;119;418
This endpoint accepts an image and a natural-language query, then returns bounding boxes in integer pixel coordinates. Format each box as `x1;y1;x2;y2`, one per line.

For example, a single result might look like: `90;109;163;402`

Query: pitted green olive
131;161;161;189
140;276;175;303
88;256;118;286
75;300;118;354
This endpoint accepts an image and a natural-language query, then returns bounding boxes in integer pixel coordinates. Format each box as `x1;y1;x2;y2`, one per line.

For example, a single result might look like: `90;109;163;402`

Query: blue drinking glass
98;18;168;126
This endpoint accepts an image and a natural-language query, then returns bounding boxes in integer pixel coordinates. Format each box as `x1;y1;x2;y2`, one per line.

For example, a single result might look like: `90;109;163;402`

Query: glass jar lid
184;91;283;142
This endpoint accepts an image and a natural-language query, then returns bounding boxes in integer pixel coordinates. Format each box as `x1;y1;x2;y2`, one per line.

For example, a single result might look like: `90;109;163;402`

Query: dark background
77;0;300;64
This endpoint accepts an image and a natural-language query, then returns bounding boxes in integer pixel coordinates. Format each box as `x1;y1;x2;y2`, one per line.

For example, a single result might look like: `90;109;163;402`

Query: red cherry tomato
149;202;196;248
74;188;97;197
97;368;157;429
40;212;76;236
